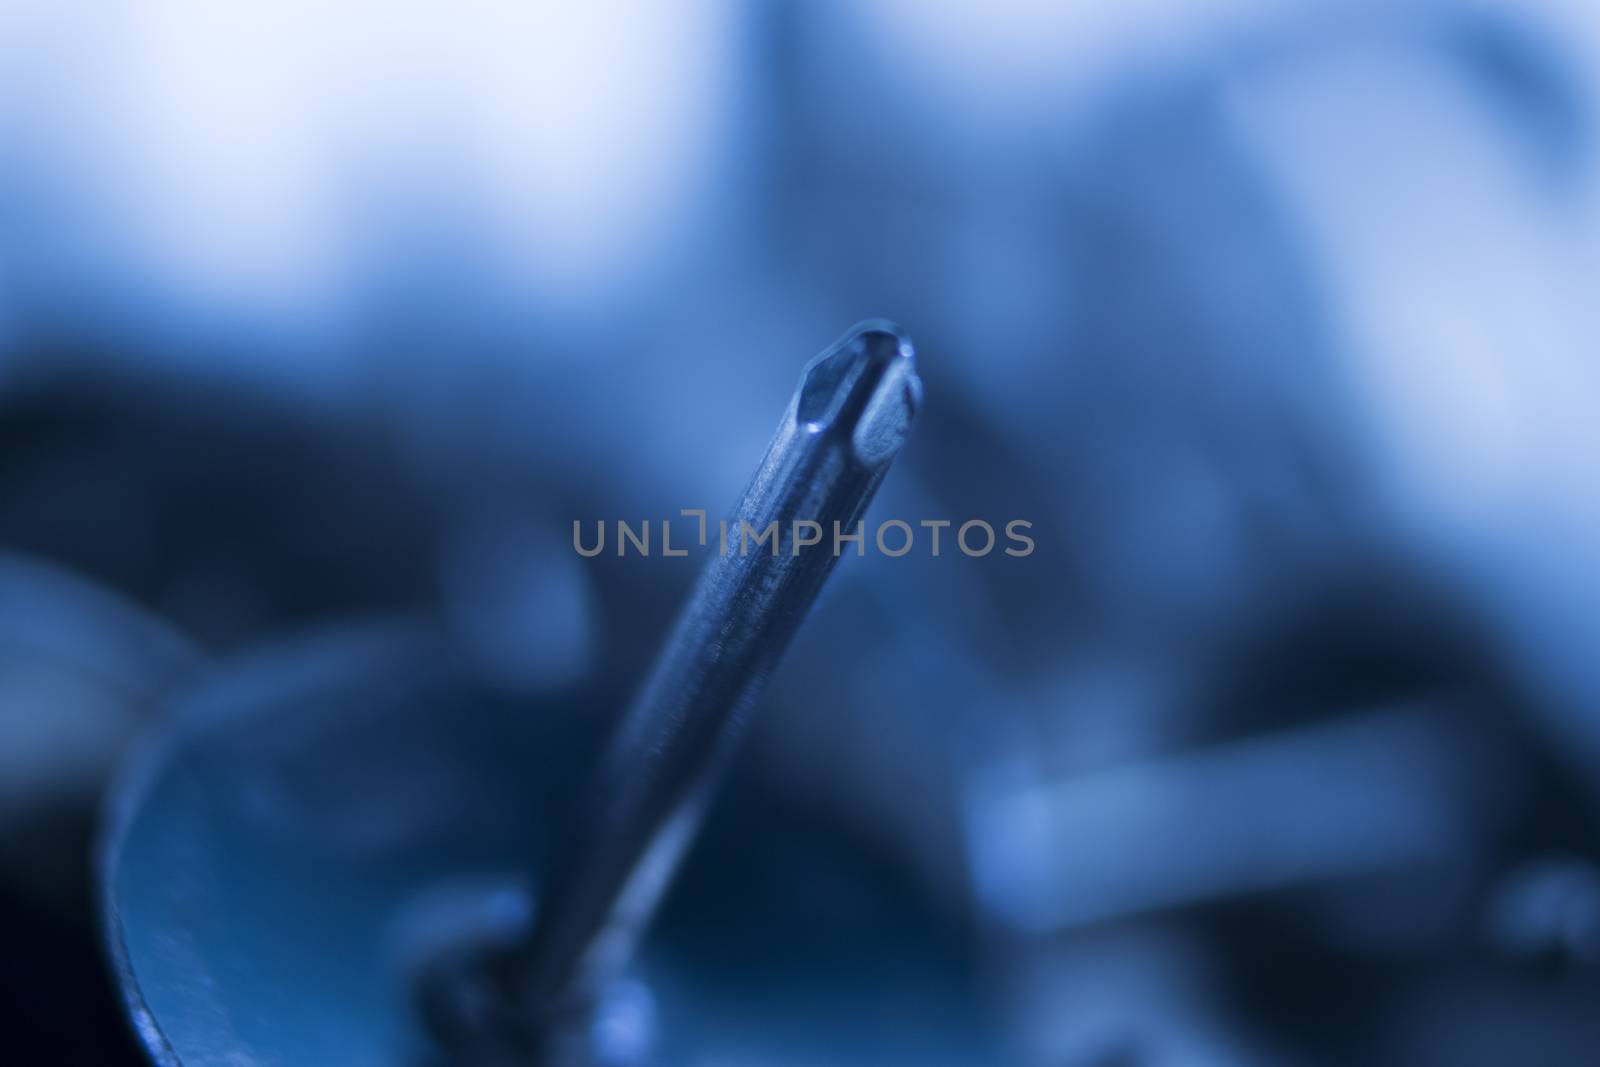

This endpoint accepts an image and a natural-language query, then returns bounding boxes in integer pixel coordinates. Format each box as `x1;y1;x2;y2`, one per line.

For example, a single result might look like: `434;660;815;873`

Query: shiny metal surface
498;323;922;1035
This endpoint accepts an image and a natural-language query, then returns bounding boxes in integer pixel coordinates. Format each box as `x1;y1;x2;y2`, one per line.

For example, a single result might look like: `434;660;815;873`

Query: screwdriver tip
797;321;921;467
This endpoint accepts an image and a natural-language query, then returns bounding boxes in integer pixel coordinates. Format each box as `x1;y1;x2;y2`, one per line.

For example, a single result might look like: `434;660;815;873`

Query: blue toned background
4;2;1600;1064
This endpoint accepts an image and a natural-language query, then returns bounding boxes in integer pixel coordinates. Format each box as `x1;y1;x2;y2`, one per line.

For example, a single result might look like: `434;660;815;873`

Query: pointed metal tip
847;319;915;362
796;322;921;466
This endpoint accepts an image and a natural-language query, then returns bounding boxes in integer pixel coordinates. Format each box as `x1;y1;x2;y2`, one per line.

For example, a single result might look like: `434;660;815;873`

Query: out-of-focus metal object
0;551;200;905
965;704;1517;935
100;621;603;1067
0;552;202;1065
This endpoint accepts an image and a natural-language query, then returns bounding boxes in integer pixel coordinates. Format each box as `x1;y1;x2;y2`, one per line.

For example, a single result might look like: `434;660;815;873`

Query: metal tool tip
796;321;920;466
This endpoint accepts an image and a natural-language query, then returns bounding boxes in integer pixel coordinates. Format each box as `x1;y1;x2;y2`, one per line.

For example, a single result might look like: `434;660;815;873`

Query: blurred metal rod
964;704;1511;934
510;321;921;1024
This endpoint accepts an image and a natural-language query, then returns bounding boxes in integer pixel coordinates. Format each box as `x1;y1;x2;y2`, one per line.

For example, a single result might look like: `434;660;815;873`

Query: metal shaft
511;322;921;1022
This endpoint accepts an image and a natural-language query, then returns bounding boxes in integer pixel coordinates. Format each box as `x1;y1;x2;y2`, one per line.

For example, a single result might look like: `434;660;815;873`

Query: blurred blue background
5;1;1600;1063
